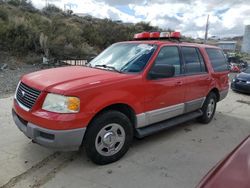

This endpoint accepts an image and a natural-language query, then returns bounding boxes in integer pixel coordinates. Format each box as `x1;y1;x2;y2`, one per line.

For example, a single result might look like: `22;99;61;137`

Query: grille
16;82;41;110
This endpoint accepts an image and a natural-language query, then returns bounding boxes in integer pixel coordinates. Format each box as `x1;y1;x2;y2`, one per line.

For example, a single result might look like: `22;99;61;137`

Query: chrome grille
16;82;41;110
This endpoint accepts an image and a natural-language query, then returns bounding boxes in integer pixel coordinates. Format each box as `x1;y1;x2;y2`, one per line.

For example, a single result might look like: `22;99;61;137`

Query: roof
217;41;237;44
118;40;220;49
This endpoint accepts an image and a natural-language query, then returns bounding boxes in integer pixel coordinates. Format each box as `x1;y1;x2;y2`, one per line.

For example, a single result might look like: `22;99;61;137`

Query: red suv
12;32;229;164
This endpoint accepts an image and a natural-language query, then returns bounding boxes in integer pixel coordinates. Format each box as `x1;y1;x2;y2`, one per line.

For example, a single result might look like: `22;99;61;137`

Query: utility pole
204;14;209;44
43;0;61;7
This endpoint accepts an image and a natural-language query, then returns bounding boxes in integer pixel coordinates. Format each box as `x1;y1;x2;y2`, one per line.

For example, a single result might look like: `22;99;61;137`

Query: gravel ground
0;65;41;98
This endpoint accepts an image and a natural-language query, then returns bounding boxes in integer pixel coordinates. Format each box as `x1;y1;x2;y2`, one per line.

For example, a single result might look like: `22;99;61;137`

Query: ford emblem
21;91;25;97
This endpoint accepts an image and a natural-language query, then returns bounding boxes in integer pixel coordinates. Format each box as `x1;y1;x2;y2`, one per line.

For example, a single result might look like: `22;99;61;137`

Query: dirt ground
0;86;250;188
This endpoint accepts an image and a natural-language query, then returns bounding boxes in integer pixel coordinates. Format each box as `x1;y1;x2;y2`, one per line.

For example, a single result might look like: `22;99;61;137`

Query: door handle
175;81;183;86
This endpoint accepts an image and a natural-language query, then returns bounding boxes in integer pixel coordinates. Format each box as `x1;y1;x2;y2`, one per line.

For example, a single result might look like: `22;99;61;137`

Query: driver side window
153;46;181;77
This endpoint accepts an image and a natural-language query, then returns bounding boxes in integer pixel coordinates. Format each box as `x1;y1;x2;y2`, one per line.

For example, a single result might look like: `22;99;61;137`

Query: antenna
204;14;209;44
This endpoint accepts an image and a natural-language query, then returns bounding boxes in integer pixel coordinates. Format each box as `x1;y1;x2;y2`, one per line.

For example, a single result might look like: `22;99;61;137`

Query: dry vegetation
0;0;161;63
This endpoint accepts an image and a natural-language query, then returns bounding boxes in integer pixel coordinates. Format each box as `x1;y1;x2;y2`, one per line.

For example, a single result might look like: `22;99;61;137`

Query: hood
237;72;250;81
22;66;130;94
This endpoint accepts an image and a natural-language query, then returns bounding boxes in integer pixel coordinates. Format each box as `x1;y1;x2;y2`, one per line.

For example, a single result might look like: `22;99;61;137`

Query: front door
143;46;186;126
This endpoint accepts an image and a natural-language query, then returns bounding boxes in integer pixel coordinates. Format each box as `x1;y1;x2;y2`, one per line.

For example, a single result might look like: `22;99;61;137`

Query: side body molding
136;97;205;128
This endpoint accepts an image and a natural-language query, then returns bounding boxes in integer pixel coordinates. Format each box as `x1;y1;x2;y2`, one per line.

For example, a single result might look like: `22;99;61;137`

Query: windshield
89;43;157;73
243;67;250;74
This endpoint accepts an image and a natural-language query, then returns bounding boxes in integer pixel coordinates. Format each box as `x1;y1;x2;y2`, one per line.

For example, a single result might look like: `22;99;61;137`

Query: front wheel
84;110;133;165
198;92;217;124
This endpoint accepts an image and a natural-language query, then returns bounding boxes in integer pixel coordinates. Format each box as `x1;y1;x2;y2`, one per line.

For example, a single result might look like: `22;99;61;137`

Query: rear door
181;46;210;113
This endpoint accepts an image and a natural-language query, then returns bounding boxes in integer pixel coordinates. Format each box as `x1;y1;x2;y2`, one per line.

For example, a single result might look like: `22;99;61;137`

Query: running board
135;110;203;138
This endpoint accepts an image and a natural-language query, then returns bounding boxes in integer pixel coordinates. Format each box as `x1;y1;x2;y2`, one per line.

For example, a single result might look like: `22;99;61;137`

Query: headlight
232;78;236;82
246;81;250;84
42;93;80;113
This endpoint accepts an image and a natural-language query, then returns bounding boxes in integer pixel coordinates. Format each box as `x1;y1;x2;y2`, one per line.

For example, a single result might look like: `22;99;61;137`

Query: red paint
150;32;160;38
230;64;241;72
13;40;229;131
197;136;250;188
134;31;181;40
134;32;150;39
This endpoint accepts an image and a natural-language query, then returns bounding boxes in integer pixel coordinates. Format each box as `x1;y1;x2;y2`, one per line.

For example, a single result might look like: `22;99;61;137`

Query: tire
84;110;133;165
197;92;217;124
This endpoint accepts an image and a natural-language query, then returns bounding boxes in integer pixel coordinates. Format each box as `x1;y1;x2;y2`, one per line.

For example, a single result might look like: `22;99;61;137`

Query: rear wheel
198;92;217;124
84;110;133;165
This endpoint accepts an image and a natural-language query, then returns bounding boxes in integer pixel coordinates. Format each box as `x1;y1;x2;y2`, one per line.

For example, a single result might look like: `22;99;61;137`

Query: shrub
42;4;63;15
0;2;161;61
5;23;38;54
0;9;8;21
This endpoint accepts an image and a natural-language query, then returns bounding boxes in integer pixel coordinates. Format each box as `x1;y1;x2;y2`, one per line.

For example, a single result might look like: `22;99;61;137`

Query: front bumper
231;82;250;94
12;110;86;151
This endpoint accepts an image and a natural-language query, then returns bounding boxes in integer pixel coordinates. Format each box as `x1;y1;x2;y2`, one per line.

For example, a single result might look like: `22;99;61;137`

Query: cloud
128;0;250;37
31;0;250;38
32;0;141;23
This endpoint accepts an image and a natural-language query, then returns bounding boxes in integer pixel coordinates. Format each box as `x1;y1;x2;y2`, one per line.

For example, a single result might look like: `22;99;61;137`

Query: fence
59;59;88;66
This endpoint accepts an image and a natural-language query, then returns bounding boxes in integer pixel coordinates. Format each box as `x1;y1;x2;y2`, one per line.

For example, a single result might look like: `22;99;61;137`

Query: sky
32;0;250;38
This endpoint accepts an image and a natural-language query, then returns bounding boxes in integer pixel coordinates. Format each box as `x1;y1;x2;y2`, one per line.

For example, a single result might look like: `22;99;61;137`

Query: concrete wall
242;25;250;54
218;43;236;51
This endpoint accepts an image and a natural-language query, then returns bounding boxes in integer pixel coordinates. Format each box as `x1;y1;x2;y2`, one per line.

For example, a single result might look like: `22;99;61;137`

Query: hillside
0;0;160;63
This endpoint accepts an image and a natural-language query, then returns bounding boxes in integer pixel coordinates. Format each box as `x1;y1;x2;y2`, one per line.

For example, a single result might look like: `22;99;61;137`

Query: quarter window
182;47;207;74
206;48;229;72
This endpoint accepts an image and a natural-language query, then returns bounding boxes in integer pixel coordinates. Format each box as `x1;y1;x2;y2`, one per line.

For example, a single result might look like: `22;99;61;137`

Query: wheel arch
87;103;137;129
208;88;220;102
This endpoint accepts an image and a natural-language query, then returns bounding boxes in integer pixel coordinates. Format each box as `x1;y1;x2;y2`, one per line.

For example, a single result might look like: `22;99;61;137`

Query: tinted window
153;46;181;76
182;47;206;74
206;48;228;72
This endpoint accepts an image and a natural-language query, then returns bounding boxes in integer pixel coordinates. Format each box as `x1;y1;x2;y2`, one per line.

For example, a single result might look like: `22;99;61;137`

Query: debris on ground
107;169;113;174
1;63;8;70
184;127;192;132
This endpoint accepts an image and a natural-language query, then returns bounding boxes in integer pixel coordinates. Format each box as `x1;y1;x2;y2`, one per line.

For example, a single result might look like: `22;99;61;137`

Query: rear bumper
219;89;229;101
12;110;86;151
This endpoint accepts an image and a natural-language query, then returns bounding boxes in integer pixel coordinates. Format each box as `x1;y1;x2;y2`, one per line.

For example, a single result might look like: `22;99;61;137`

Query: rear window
206;48;228;72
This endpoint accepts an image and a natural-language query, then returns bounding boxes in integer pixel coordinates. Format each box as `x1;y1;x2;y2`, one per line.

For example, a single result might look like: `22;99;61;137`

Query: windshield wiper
95;65;121;73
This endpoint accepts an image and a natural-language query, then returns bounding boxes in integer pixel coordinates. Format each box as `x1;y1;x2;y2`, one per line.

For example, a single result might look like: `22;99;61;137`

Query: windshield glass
89;43;157;73
243;67;250;74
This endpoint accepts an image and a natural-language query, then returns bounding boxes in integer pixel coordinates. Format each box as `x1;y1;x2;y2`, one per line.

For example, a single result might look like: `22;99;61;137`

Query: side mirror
148;64;175;79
